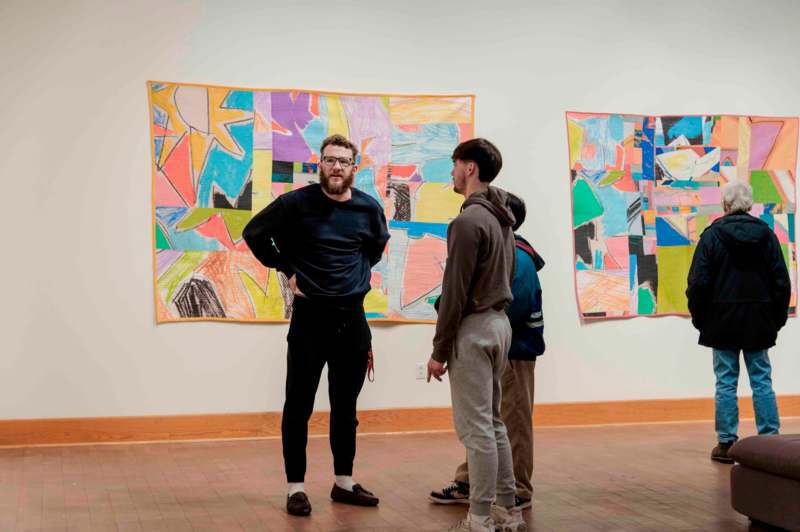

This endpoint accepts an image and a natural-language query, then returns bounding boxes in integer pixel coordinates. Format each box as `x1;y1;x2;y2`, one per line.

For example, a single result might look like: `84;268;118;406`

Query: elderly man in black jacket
686;180;791;464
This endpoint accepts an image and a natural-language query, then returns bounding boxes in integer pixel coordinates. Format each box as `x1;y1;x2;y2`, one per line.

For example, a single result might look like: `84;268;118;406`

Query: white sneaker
449;512;495;531
491;504;527;531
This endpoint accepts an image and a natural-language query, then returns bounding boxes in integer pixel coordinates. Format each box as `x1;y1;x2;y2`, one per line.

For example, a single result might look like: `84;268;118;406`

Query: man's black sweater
242;184;390;308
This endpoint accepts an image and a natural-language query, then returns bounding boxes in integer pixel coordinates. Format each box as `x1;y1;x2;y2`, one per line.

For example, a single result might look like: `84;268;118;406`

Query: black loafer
287;492;312;516
330;483;379;506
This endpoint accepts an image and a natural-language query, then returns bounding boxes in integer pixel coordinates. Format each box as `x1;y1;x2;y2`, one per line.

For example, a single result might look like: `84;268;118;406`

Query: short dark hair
507;192;526;231
320;134;358;160
452;138;502;182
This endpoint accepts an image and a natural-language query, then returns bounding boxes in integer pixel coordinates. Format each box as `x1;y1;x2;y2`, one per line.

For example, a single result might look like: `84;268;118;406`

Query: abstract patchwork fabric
150;81;474;322
567;113;798;319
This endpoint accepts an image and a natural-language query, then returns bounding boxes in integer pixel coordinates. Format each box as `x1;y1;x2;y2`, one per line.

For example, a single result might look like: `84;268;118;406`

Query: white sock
335;475;355;491
288;482;305;496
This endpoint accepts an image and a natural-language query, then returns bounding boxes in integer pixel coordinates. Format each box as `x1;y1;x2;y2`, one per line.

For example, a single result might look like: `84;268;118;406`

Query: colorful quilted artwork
567;113;798;319
150;81;474;322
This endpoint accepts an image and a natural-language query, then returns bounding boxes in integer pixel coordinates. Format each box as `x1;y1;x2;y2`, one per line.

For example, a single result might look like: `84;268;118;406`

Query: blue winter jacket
506;235;545;360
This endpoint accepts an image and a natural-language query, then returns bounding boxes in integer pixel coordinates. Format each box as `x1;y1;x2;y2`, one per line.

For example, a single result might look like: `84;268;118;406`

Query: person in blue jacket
430;192;545;510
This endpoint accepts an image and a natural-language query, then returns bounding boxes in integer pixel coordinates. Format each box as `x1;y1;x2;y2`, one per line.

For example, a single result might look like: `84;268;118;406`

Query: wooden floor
2;418;797;531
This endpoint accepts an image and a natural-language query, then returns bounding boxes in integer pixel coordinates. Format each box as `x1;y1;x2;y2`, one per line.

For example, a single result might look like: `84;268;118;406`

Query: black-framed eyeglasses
321;156;354;168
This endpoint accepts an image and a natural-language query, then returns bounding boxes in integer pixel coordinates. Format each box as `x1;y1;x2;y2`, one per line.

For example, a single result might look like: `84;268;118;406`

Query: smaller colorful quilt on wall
566;113;798;319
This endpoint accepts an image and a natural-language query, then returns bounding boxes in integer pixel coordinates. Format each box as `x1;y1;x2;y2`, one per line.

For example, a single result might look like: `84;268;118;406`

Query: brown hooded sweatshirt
431;186;516;363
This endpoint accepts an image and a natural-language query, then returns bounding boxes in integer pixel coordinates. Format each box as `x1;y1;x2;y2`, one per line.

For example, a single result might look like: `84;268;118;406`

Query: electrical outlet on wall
415;363;426;380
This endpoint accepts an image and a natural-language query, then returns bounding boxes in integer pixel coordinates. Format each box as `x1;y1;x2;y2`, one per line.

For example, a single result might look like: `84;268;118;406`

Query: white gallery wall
1;0;798;419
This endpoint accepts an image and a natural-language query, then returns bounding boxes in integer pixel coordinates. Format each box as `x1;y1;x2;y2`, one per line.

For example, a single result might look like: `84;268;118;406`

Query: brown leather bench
729;434;800;531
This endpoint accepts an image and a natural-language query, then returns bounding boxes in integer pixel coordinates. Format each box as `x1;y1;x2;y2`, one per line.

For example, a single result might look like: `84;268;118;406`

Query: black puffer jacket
686;213;791;350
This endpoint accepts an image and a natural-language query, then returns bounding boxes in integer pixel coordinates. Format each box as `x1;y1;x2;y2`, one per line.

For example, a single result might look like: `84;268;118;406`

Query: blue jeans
713;349;780;444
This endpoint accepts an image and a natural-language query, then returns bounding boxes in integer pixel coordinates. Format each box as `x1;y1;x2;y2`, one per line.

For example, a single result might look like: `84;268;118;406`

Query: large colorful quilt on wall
567;113;798;319
150;81;473;323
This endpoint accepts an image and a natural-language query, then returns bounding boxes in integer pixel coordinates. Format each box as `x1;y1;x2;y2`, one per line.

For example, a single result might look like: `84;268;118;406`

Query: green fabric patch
655;245;697;313
751;171;783;204
175;208;252;242
781;243;791;272
637;287;655;314
599;170;624;187
155;223;171;249
220;211;252;242
573;179;604;228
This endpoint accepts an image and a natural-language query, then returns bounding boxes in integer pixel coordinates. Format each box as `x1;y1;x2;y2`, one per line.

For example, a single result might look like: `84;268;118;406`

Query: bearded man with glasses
243;134;390;517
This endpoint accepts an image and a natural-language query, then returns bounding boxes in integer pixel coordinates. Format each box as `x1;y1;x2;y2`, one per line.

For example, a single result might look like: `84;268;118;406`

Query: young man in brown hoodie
427;138;526;532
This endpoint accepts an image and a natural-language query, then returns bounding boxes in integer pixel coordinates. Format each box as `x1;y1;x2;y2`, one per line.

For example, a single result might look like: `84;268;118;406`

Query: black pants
282;297;371;482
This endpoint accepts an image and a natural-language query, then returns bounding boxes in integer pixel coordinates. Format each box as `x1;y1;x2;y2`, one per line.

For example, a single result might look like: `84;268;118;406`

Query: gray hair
721;180;753;214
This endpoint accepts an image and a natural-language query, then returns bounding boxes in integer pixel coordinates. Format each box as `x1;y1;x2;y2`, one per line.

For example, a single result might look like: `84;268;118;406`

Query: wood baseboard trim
2;395;798;447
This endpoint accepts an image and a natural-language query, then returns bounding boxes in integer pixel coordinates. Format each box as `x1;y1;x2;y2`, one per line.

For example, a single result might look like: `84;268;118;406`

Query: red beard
319;167;354;195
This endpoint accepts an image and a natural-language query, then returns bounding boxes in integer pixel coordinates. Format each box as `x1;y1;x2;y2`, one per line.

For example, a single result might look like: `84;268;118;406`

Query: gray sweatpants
455;359;536;500
448;309;515;516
